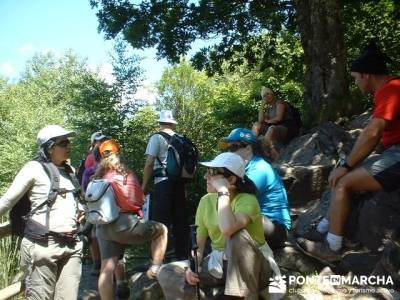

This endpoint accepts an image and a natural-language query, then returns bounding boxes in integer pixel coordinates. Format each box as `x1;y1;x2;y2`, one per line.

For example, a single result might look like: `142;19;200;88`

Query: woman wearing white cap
158;152;275;300
0;125;84;299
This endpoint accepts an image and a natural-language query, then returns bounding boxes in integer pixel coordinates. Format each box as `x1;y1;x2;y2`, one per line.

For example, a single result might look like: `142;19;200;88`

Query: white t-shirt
145;129;174;184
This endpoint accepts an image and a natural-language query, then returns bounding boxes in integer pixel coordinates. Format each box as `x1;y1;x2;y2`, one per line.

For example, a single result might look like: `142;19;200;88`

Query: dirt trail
78;263;100;300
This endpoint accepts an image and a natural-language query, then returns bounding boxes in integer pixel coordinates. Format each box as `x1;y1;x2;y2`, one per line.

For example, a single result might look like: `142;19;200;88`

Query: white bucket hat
37;125;76;146
200;152;245;179
158;110;177;124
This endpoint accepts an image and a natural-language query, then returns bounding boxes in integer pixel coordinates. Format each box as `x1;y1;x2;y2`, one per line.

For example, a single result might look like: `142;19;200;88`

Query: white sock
326;232;343;251
316;217;329;233
116;279;127;286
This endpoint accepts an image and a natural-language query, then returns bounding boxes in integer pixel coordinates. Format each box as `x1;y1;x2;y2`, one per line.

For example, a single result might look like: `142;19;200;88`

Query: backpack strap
64;163;84;203
155;131;172;166
26;161;81;228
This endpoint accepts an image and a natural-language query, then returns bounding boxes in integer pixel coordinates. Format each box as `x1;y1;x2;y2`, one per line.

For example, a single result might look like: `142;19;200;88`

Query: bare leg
114;258;126;282
329;167;382;235
98;257;118;300
150;223;168;265
90;228;101;274
262;128;279;161
252;122;261;136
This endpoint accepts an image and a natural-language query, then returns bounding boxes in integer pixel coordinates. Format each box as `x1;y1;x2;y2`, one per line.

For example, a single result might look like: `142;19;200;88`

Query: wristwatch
338;158;352;171
217;191;230;198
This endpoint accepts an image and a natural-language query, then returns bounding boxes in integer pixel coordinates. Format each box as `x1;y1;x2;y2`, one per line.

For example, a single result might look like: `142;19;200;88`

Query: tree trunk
294;0;349;124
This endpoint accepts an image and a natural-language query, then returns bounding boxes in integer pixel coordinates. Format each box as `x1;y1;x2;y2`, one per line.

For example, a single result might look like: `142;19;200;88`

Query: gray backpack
85;179;120;224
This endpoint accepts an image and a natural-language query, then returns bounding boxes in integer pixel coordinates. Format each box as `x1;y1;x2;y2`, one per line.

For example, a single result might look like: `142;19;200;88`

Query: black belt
48;230;78;240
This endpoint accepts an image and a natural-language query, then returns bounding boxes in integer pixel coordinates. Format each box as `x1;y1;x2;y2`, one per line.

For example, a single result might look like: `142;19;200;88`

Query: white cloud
18;43;35;55
87;63;115;84
98;63;115;84
0;62;15;77
135;80;157;104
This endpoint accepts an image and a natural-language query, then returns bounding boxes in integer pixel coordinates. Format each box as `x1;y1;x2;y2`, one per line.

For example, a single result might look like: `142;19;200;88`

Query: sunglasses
206;168;226;177
54;139;71;148
228;143;248;152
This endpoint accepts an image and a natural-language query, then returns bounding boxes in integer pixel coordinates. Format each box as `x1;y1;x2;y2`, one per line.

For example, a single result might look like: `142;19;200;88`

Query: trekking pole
189;224;201;300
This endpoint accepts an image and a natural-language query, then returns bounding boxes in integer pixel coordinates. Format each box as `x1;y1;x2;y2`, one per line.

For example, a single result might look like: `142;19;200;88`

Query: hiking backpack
285;102;303;128
84;179;120;224
9;161;81;239
154;132;198;181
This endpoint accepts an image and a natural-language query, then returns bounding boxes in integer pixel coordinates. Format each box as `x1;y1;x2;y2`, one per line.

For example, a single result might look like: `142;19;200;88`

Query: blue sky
0;0;168;85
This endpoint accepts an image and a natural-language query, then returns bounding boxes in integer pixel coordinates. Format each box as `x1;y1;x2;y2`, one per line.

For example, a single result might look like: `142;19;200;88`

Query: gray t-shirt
145;131;174;184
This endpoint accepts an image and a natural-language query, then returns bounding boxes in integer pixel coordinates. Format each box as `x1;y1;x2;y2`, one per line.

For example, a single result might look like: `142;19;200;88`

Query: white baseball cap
37;125;76;146
158;110;177;124
90;131;107;144
200;152;245;179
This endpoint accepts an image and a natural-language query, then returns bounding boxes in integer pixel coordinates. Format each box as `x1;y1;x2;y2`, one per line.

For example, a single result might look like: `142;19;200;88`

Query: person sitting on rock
252;86;299;160
296;42;400;264
220;128;291;249
157;152;280;300
93;140;168;300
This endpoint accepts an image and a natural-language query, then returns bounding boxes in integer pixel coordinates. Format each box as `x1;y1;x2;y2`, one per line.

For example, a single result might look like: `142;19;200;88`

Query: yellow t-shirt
195;193;266;251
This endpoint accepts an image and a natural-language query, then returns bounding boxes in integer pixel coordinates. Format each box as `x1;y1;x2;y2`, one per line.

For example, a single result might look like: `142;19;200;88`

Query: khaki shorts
97;213;162;259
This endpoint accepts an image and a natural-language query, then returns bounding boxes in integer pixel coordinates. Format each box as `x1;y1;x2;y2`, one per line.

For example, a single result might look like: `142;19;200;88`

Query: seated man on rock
297;42;400;264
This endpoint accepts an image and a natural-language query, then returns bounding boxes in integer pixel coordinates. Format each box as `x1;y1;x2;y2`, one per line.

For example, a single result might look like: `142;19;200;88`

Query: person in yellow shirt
157;152;275;300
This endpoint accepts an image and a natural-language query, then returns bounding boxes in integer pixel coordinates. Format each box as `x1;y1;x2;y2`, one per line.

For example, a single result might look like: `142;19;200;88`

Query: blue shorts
362;145;400;192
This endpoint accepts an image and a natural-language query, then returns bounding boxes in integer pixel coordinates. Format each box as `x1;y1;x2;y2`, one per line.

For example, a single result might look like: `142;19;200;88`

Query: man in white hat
142;110;190;260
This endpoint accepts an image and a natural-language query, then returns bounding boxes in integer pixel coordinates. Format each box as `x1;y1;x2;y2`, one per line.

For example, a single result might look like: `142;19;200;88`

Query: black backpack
154;132;198;181
286;101;303;128
9;161;81;239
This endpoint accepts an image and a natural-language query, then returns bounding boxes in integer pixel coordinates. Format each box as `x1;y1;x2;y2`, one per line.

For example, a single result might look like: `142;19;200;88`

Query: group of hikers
0;42;398;300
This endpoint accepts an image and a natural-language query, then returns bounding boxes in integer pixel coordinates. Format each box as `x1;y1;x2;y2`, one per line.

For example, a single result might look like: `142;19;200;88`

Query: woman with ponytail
158;152;280;300
93;140;168;300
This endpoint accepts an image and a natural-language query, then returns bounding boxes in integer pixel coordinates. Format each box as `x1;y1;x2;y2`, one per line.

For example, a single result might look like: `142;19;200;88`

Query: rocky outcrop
274;122;356;207
128;273;164;300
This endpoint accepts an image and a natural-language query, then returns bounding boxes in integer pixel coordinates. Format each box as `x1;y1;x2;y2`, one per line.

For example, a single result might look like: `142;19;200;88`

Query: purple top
82;165;97;192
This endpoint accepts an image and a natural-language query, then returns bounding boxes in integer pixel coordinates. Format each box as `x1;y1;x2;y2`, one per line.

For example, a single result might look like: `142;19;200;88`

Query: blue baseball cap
219;128;257;149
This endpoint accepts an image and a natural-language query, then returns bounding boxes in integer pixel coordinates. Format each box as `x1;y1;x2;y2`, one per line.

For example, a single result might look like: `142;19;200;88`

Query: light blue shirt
245;155;291;230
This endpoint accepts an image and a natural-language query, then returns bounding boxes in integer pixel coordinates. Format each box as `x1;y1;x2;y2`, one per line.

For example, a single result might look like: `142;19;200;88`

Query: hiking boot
116;281;130;299
296;237;342;266
301;228;326;242
145;264;161;279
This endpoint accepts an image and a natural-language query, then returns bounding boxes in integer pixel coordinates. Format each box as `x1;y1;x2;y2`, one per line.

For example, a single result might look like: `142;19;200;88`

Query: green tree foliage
90;0;400;124
89;0;296;65
0;49;143;188
0;49;144;287
110;38;145;115
122;106;159;179
89;0;349;123
343;0;400;112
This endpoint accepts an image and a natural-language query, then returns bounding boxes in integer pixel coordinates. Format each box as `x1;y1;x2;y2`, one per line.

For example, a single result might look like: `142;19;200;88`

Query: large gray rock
355;191;400;252
128;272;164;300
274;243;323;276
277;122;354;166
294;188;400;279
293;190;331;238
275;122;355;208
